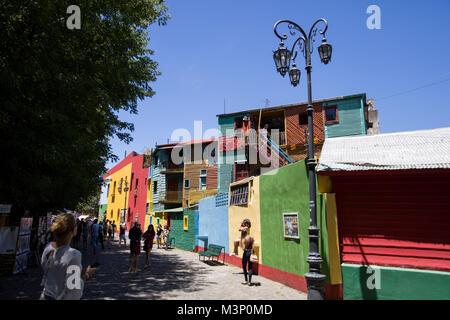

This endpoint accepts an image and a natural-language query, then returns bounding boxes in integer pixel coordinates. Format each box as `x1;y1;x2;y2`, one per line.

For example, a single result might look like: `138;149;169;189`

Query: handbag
250;253;258;263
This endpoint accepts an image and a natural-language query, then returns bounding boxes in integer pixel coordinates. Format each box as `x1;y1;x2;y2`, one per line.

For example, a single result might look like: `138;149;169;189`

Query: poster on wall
13;217;33;274
0;227;19;254
283;213;300;239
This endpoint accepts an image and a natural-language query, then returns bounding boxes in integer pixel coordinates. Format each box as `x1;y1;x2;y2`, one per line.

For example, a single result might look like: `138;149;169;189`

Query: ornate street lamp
318;38;332;64
272;18;332;300
273;42;291;77
289;62;301;87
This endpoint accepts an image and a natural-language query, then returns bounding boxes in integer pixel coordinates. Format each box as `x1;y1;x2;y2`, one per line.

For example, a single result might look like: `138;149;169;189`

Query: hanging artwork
13;217;33;274
283;213;300;239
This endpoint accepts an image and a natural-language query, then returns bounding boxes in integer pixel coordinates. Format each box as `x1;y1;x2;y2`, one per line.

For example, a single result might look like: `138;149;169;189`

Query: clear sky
106;0;450;169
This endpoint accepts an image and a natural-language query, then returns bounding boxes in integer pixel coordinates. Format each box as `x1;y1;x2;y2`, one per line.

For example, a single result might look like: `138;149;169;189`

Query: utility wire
375;76;450;101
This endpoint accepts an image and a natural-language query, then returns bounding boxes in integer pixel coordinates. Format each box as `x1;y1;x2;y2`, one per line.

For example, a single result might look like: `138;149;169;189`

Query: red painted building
103;151;150;231
318;127;450;299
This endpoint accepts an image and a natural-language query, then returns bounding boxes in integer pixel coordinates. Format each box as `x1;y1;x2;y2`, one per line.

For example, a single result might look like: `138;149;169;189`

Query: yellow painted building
228;176;262;262
105;163;132;226
144;177;153;231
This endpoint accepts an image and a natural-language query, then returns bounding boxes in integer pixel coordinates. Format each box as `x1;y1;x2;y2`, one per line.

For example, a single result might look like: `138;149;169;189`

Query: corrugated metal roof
317;127;450;172
216;93;366;118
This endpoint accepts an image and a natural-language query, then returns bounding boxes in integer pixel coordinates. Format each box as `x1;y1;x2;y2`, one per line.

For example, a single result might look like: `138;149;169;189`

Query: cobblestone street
0;239;306;300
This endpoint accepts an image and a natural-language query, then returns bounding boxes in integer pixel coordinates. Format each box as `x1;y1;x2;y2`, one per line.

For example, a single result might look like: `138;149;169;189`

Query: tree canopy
0;1;169;214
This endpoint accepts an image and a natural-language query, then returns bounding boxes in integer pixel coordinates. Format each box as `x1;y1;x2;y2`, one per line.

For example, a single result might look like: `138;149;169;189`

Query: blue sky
106;0;450;169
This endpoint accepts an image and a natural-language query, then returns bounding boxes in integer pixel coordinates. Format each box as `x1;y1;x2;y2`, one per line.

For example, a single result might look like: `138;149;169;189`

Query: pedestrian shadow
81;243;218;300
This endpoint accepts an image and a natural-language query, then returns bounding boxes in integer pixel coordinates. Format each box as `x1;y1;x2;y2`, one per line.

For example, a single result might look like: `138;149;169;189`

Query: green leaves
0;0;169;213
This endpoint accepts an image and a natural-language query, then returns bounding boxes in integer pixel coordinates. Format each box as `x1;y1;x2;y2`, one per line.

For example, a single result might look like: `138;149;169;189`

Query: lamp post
272;19;332;300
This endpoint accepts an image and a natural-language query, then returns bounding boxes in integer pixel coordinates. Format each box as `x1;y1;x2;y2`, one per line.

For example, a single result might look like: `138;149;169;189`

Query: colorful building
216;93;377;194
317;127;450;299
150;139;218;241
103;152;149;231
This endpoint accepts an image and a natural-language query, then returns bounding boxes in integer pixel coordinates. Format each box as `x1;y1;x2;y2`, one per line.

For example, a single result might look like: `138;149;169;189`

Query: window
135;178;139;191
153;181;157;193
106;184;110;197
199;169;207;190
183;215;189;231
184;179;190;189
130;173;134;190
229;183;249;206
200;177;207;190
235;163;249;181
324;105;339;124
299;112;308;125
234;116;244;130
146;203;149;214
154;156;158;165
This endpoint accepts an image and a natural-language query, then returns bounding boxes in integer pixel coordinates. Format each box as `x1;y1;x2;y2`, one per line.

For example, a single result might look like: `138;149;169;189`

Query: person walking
128;222;142;272
142;225;156;269
119;223;127;246
81;219;88;250
91;219;101;255
163;225;170;250
241;227;255;286
40;213;98;300
156;225;163;249
111;221;117;240
97;220;104;250
103;220;108;239
107;222;113;240
87;219;93;245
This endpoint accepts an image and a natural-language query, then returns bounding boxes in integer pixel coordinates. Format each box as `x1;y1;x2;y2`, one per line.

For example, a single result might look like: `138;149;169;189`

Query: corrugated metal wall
332;171;450;272
323;97;366;138
207;165;218;190
285;102;325;146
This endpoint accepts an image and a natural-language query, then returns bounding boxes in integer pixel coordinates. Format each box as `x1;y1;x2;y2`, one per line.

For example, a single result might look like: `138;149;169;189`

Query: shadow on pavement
0;241;217;300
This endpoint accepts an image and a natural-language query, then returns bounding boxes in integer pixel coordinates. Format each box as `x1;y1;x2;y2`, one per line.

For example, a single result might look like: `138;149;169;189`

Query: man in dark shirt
128;222;142;272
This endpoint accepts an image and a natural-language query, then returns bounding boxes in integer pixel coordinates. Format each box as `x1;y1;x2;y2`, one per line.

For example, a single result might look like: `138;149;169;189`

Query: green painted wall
259;160;331;282
98;204;107;221
323;95;366;138
169;209;196;251
342;263;450;300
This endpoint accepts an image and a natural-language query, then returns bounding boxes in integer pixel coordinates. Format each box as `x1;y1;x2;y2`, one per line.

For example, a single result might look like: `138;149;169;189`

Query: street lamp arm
274;19;308;41
307;18;329;56
290;36;307;62
308;18;328;40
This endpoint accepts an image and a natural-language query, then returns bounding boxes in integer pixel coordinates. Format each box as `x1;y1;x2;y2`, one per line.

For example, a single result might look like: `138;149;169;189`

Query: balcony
158;190;183;203
160;161;184;174
220;130;286;152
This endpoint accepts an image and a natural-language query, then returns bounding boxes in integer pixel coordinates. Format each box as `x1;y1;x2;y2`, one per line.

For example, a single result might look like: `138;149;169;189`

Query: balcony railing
159;161;184;173
219;130;286;152
158;190;183;202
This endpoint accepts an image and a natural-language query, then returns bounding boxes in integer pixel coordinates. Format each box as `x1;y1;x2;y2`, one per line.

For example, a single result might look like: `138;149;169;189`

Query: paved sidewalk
0;239;306;300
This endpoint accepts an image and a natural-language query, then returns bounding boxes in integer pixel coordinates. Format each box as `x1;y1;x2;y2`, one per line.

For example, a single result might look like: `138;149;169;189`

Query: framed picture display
283;213;300;239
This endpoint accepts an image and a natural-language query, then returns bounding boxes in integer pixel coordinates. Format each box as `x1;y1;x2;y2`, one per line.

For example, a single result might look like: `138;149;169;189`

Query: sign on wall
283;213;299;239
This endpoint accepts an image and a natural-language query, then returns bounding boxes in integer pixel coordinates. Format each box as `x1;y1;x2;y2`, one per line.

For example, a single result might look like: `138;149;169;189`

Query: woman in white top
40;213;97;300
